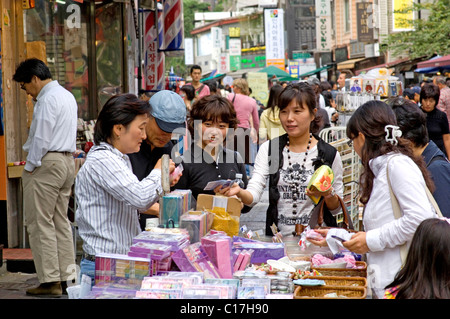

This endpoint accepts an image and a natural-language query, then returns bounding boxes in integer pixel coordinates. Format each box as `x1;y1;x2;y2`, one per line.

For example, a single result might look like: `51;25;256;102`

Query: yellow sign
247;72;269;106
393;0;414;31
229;27;240;38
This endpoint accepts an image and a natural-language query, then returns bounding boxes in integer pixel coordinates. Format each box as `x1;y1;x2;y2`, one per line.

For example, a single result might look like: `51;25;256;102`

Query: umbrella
258;65;290;78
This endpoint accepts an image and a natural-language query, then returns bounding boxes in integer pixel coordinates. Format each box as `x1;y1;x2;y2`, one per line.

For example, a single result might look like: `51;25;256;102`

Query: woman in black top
173;95;248;200
420;83;450;159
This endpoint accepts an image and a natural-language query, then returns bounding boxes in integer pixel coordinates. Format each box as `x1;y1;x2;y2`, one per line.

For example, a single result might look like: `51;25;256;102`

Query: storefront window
24;0;125;119
94;3;124;110
24;0;91;119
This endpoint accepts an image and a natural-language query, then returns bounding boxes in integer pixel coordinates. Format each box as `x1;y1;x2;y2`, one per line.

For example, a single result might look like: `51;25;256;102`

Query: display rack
319;127;361;230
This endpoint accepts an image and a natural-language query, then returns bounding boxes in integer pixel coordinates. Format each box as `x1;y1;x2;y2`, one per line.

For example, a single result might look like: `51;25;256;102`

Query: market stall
67;156;368;299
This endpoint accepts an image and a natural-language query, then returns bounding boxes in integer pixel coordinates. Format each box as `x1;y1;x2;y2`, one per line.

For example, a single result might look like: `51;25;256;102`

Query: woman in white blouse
310;100;438;298
75;94;178;282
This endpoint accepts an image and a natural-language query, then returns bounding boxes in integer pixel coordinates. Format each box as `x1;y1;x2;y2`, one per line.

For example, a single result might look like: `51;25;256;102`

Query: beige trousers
22;152;75;283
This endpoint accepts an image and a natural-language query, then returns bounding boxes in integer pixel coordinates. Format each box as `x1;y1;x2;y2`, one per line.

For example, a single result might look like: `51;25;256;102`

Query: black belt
48;151;72;156
82;252;96;262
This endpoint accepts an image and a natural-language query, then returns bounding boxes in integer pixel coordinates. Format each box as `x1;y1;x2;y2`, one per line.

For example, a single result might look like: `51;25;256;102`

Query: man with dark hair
188;64;210;102
336;70;353;91
402;88;416;102
13;58;77;296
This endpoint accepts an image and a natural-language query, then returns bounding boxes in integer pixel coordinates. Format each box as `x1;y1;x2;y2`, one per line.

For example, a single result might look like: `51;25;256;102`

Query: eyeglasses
20;83;26;90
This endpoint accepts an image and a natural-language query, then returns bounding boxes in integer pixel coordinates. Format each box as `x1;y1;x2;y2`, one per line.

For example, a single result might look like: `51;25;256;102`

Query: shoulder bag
386;156;443;265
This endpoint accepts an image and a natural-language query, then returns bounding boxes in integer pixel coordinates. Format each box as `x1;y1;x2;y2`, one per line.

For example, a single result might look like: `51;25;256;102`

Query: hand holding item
214;182;241;197
343;232;369;254
306;228;329;247
169;162;182;187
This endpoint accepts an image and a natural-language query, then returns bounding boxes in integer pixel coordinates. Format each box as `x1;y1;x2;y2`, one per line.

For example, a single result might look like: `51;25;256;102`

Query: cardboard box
196;194;242;218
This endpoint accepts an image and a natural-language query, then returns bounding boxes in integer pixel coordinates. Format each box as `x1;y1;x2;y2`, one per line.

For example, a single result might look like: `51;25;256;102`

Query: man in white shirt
13;58;78;297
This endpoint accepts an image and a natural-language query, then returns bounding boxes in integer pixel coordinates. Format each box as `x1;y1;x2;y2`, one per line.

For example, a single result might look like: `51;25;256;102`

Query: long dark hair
266;84;283;115
94;93;151;145
385;218;450;299
388;97;429;148
278;82;322;134
346;100;434;204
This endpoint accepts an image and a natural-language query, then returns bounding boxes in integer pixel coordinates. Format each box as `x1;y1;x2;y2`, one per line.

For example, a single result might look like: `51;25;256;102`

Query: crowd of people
13;58;450;299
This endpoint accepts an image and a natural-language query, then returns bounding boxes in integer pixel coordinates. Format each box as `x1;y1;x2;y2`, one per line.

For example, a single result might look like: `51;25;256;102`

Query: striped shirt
75;142;163;255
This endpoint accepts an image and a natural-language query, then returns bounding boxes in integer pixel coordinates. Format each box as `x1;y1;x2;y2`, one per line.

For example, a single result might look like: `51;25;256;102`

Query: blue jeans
79;258;95;288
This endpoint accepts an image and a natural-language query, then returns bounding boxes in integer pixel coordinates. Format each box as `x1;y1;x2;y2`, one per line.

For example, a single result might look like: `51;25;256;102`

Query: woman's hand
343;232;369;254
307;228;329;247
214;182;241;197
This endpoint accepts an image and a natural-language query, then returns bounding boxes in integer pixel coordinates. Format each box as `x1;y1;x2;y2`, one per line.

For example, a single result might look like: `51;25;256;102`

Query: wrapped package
306;165;334;204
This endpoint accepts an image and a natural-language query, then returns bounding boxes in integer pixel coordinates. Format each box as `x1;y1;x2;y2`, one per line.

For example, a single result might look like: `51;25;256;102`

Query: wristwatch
324;187;336;199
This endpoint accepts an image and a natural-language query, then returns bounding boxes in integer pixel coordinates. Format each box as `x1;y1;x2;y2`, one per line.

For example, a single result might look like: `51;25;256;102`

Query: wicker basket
293;285;367;299
300;275;367;287
311;261;367;277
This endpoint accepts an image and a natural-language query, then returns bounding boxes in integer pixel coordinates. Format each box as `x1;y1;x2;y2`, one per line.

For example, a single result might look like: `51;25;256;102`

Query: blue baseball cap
411;86;421;95
150;90;186;133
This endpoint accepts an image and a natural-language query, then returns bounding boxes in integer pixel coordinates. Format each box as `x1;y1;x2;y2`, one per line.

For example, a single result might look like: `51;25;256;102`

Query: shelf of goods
319;127;361;230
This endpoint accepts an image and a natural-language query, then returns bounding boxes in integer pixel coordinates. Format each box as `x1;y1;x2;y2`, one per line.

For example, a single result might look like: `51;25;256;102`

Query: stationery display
94;253;153;287
159;190;192;228
201;233;233;278
132;231;190;252
172;242;222;279
232;237;286;264
180;210;213;243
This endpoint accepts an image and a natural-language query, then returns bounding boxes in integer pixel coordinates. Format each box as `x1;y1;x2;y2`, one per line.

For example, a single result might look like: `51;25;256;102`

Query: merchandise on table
159;190;192;228
201;233;233;278
232;236;286;263
76;203;372;299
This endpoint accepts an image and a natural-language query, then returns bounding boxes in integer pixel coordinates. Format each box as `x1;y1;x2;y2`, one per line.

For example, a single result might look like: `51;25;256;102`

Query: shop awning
355;57;410;75
298;65;332;78
417;54;450;69
337;58;367;70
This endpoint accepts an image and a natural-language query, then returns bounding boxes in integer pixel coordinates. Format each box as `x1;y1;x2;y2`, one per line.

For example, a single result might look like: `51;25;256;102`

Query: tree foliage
381;0;450;58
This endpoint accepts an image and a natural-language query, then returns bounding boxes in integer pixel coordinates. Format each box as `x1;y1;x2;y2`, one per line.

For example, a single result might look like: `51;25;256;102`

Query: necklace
286;133;312;216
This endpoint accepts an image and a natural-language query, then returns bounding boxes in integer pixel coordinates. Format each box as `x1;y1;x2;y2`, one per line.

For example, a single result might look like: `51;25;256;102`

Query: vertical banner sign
357;2;374;42
264;8;285;70
315;0;331;52
184;38;194;65
219;53;229;73
211;27;222;49
393;0;414;31
229;38;241;71
144;10;165;91
162;0;184;50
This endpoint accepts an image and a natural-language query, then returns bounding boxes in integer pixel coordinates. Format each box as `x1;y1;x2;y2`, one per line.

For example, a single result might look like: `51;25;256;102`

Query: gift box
172;242;221;279
201;234;233;278
180;210;212;243
94;253;153;287
128;242;172;260
132;231;189;252
232;237;286;264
